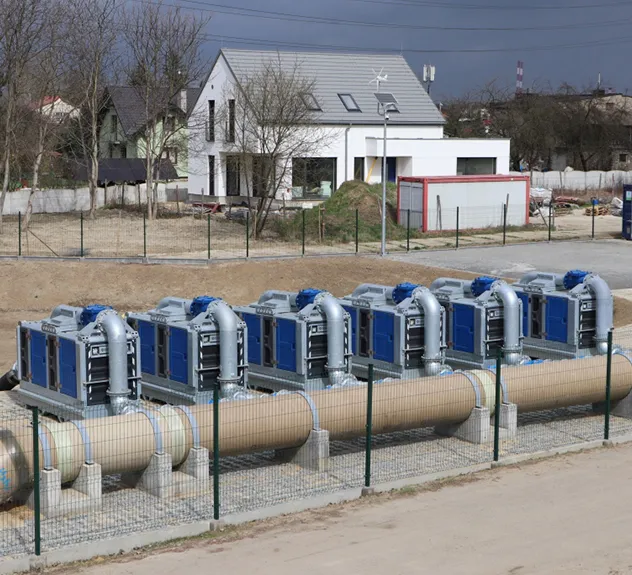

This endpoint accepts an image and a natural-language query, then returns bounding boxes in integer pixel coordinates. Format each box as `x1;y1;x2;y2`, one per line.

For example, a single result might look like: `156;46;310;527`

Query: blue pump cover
296;288;323;310
563;270;590;290
471;276;497;298
190;295;220;317
392;282;420;304
80;304;112;326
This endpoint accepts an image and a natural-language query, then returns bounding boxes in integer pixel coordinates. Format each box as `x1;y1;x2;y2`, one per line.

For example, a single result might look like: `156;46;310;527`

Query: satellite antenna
369;68;388;93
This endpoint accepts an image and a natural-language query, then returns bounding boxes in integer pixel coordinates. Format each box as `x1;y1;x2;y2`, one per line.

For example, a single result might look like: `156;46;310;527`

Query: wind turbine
369;68;388;93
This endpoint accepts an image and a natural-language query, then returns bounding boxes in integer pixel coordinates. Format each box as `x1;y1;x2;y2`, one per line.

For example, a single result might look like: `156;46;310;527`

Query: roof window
338;93;361;112
301;93;321;111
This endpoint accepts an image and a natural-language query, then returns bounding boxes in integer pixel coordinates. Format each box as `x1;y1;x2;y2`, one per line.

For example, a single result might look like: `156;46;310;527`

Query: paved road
68;444;632;575
389;239;632;289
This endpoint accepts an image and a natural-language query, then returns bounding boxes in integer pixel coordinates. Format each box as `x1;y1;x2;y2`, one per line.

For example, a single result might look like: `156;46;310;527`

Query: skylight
301;93;321;112
338;93;361;112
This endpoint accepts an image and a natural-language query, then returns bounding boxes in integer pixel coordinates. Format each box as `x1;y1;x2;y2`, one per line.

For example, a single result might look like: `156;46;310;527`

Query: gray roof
106;86;203;137
220;49;444;126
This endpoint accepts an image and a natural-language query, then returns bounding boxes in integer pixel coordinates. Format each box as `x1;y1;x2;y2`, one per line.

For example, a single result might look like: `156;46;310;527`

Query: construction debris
585;205;610;216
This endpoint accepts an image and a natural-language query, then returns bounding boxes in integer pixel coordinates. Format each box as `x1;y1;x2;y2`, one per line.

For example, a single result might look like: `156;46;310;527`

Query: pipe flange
292;390;321;431
453;370;483;409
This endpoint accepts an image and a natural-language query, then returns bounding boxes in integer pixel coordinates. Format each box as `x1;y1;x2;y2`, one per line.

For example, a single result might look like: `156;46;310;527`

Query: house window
120;145;127;159
292;158;337;198
207;100;215;142
208;155;215;195
111;114;118;137
354;157;365;181
301;93;321;112
164;115;176;133
252;156;275;197
456;157;497;175
227;99;235;143
338;94;361;112
162;147;178;165
620;153;628;163
226;156;240;196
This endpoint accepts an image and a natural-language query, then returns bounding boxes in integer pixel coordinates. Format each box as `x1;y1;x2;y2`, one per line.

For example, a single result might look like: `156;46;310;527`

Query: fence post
31;406;41;556
548;201;553;242
591;197;597;240
605;330;614;440
143;213;147;259
364;363;374;491
80;211;84;258
18;211;21;257
355;209;359;254
493;348;502;462
456;206;460;249
406;209;411;252
302;209;306;257
207;214;211;260
213;383;220;521
246;213;250;258
502;203;507;246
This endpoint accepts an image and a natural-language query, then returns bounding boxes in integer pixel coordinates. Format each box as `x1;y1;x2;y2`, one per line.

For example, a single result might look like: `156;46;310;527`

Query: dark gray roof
105;86;203;137
220;49;444;126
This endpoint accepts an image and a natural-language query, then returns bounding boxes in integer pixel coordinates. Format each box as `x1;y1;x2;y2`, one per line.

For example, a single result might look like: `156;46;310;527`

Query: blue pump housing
80;304;112;327
470;276;497;298
563;270;590;290
190;295;220;318
392;282;420;304
296;288;323;310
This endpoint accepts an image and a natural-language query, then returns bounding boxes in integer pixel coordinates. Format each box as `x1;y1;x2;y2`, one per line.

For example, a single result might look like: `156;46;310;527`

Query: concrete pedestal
436;403;518;445
122;453;174;499
275;429;330;472
173;447;210;497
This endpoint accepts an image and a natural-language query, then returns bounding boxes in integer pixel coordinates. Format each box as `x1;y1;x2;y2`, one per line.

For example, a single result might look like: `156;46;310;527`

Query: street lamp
375;92;399;257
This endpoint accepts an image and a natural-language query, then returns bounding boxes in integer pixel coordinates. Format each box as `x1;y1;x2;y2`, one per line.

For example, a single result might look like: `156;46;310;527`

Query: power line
152;0;632;32
344;0;632;11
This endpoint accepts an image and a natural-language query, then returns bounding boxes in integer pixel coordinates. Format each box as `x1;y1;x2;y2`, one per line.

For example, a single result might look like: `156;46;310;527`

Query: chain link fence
1;329;630;559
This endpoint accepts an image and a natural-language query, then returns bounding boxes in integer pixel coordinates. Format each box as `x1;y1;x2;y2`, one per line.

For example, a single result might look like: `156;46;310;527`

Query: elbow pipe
412;287;443;376
315;293;357;387
490;281;522;365
97;310;133;415
583;274;613;355
429;277;453;292
209;300;242;396
0;363;19;391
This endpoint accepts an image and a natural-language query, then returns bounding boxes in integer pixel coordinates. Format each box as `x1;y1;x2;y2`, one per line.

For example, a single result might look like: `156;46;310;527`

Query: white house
188;49;510;202
30;96;79;123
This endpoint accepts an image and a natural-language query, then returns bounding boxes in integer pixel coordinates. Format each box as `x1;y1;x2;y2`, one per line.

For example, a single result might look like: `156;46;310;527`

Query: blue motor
80;304;112;326
470;276;497;298
296;288;324;310
190;295;220;317
392;282;420;304
563;270;590;290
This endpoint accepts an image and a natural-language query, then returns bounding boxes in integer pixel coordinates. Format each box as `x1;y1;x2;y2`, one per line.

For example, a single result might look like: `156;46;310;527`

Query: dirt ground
54;443;632;575
0;256;630;372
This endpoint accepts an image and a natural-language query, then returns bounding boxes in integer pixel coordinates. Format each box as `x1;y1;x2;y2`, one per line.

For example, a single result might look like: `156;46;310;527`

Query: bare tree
122;1;210;219
0;0;49;227
63;0;119;218
218;57;337;238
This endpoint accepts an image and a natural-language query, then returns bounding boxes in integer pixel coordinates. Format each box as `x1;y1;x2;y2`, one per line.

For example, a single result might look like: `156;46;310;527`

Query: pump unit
234;289;356;392
430;277;525;370
512;270;613;360
127;296;247;404
338;283;447;380
17;305;141;420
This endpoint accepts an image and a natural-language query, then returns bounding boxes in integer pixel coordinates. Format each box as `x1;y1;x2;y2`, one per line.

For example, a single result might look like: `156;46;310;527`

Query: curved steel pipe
490;281;523;365
209;300;242;395
583;274;613;355
412;286;444;376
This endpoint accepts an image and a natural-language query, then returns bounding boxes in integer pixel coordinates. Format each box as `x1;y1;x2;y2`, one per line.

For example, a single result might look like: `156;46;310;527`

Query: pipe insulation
97;310;133;415
0;354;630;503
412;287;443;376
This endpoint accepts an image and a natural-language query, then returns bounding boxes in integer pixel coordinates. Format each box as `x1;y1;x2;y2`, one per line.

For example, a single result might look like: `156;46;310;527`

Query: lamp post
379;101;397;257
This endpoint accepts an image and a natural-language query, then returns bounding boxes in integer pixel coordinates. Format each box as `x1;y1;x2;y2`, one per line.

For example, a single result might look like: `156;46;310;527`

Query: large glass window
456;157;497;175
292;158;337;199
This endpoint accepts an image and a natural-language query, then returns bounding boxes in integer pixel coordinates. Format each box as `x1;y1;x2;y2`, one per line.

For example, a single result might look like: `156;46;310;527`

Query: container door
373;311;395;363
242;313;262;365
452;304;475;353
276;319;297;372
545;297;569;343
169;327;189;384
30;331;47;387
137;320;156;375
59;338;78;398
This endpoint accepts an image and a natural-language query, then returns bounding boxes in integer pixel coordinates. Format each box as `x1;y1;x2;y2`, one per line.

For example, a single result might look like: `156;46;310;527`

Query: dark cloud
181;0;632;97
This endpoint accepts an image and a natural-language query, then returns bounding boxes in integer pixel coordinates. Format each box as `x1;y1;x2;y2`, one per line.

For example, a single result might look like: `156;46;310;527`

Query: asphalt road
389;239;632;289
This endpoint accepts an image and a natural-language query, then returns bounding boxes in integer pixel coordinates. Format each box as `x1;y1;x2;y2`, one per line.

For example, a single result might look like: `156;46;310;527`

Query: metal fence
0;201;622;262
1;328;631;559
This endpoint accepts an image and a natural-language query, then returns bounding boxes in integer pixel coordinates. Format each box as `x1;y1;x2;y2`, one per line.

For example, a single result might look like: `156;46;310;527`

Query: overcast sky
174;0;632;99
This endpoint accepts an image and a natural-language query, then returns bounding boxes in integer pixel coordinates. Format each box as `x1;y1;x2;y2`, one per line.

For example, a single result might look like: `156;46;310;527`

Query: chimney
179;89;187;112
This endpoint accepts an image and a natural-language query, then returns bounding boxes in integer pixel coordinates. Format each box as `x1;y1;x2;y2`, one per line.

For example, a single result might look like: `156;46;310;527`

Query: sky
166;0;632;100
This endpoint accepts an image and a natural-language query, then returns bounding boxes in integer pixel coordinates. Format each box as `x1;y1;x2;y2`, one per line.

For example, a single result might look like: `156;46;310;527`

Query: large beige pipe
0;355;629;503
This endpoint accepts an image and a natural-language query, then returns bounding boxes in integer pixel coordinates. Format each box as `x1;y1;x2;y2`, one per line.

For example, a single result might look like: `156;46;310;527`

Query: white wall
0;183;183;215
512;170;632;191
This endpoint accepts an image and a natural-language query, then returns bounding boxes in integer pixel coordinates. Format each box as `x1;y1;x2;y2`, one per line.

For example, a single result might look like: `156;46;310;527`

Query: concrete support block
275;429;330;473
435;404;517;445
27;463;102;518
173;447;210;497
122;452;174;499
612;391;632;419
